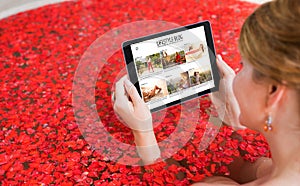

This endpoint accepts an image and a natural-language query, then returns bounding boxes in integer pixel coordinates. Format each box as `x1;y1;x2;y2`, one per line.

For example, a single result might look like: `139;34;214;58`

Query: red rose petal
0;0;266;184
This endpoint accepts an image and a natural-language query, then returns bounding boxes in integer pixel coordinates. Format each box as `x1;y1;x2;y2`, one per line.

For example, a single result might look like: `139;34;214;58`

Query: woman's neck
265;123;300;179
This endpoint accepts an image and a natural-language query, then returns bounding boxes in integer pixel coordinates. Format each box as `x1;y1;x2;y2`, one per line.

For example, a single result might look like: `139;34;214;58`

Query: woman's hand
113;76;153;132
113;76;160;164
209;55;246;130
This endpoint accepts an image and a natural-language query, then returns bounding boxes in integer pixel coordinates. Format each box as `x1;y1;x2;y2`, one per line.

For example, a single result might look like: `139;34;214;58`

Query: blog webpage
130;26;215;110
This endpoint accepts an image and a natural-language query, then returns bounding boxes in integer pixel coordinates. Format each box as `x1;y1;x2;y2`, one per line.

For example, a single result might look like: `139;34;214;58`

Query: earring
264;114;273;132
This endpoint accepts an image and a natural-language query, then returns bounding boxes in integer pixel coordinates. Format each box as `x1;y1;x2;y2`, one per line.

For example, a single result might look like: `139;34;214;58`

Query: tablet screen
123;21;219;112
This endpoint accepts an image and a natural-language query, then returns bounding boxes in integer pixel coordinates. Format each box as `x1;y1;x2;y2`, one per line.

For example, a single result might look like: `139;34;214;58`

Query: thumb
124;79;143;106
216;54;235;77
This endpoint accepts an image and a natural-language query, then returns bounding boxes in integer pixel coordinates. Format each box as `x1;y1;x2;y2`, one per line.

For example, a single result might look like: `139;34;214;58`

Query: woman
180;73;190;89
141;85;162;102
193;71;201;85
147;56;154;72
176;52;181;64
113;0;300;185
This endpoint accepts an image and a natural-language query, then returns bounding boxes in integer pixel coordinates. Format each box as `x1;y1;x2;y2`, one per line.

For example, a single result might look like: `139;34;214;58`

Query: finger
208;91;219;103
209;79;225;99
114;76;134;115
216;55;235;77
124;79;142;106
115;76;127;102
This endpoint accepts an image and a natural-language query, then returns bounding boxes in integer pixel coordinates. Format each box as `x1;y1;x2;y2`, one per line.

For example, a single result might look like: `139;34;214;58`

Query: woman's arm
113;76;161;165
208;55;272;184
113;77;194;168
132;130;161;165
209;55;246;130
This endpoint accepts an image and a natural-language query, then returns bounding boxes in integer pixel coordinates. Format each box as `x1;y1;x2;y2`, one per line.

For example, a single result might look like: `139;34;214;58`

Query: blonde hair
239;0;300;91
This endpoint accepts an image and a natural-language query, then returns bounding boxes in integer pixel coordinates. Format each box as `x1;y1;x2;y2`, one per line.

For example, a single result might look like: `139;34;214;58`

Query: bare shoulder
256;177;300;186
192;176;240;186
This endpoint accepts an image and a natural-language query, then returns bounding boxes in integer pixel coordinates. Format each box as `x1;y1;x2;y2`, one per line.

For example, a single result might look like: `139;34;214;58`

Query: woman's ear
266;83;286;110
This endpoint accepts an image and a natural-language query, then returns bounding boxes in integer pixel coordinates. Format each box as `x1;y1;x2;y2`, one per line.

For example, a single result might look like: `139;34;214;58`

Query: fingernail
124;79;131;88
217;54;222;61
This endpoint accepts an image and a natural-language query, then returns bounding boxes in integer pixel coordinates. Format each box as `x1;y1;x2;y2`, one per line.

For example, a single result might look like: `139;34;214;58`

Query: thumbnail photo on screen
134;53;164;77
188;67;213;86
184;41;206;63
139;77;169;103
166;72;190;94
160;49;186;69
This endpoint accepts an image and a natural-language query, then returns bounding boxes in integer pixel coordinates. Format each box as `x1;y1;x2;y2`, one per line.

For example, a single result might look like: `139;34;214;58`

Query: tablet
122;21;220;112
